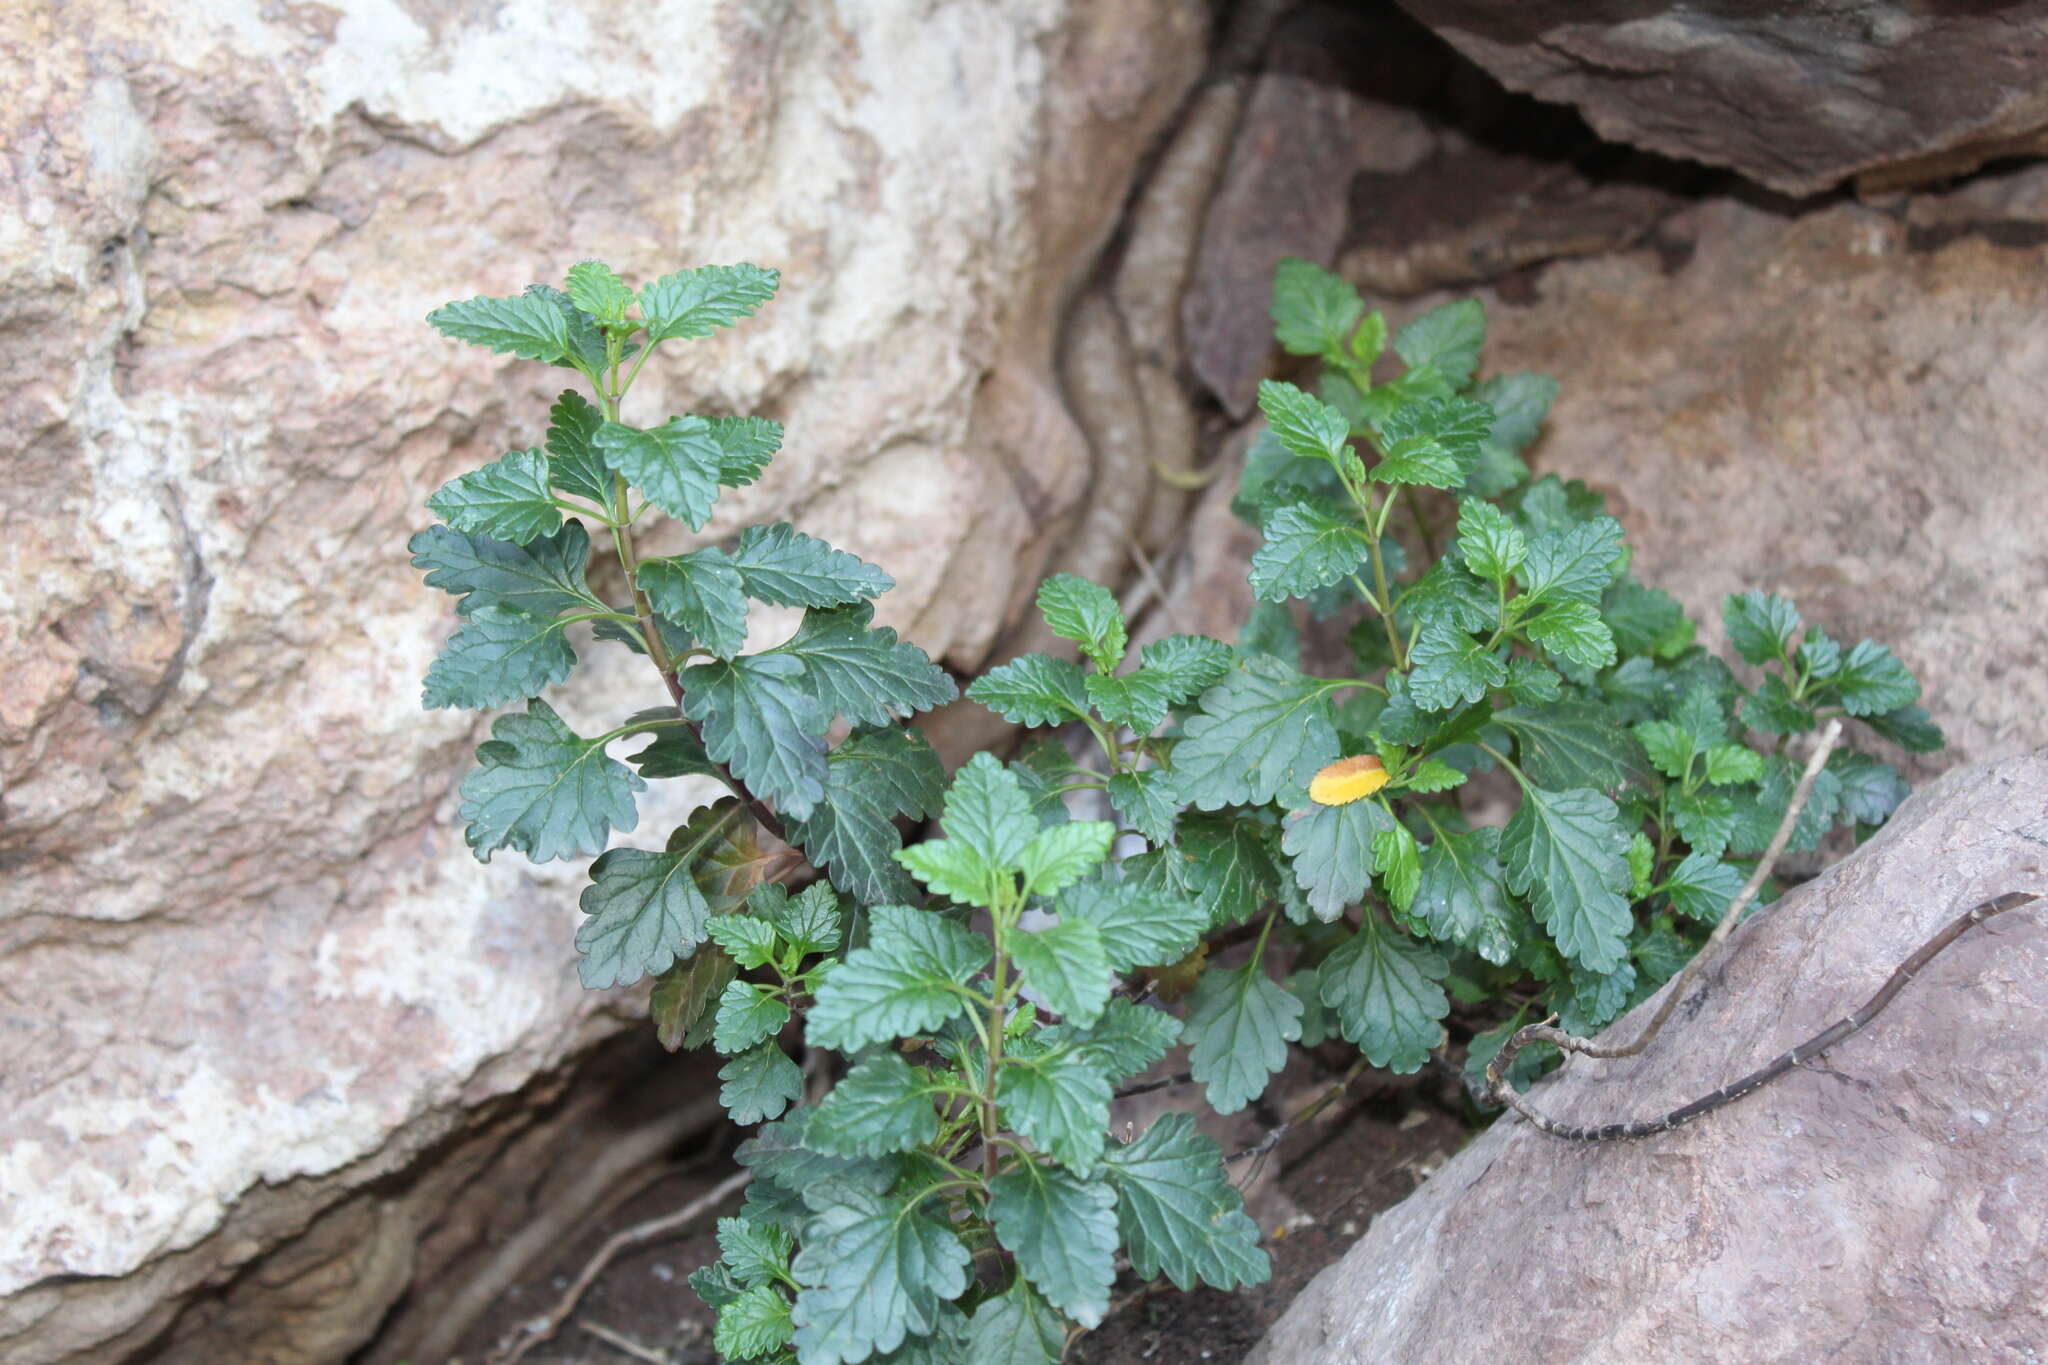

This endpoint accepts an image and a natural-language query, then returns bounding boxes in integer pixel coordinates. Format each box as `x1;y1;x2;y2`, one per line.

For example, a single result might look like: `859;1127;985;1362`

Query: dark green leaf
787;727;946;905
1271;256;1363;359
693;1259;748;1310
1499;784;1633;973
1828;639;1920;716
1172;655;1339;809
1743;673;1816;735
1408;618;1506;711
427;291;571;363
997;1046;1112;1170
639;263;780;343
721;1043;804;1125
680;652;829;820
1281;797;1394;921
1373;822;1422;912
1393;297;1484;384
714;1285;793;1360
1040;997;1181;1081
963;1283;1064;1365
1317;918;1448;1071
1084;669;1177;732
713;980;791;1054
422;603;576;710
806;904;989;1051
1517;516;1624;606
1670;789;1737;858
718;1216;796;1289
1036;573;1126;672
1634;920;1695;984
1101;1113;1269;1291
576;803;749;988
1723;591;1801;666
1474;371;1557;454
1456;499;1526;583
1603;577;1694;659
1830;750;1909;825
563;259;633;323
543;389;612;504
1016;821;1115;902
771;604;956;727
410;520;603;619
1011;918;1112;1026
989;1163;1116;1327
705;415;784;488
640;547;748;659
731;522;893;607
763;881;842;958
1256;379;1352;465
1504;658;1564;707
1661;850;1744;924
967;654;1091;728
708;911;781;971
594;417;723;529
651;947;737;1051
1396;559;1496;634
1556;959;1636;1034
1249;502;1370;603
428;449;561;545
1372;395;1490;488
790;1185;970;1365
1185;962;1301;1114
1138;634;1233;705
524;283;612;375
1106;768;1178;845
807;1053;945;1157
1236;599;1301;667
1058;878;1207;972
460;699;643;862
1175;812;1284;927
1523;599;1617;670
1495;703;1648;791
1863;704;1945;753
1413;826;1514;962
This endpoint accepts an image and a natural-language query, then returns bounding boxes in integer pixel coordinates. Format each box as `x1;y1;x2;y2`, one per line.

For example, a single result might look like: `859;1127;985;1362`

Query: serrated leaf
1504;658;1564;707
719;1216;796;1288
693;1259;749;1311
576;803;749;989
422;602;576;711
1744;753;1844;853
1172;655;1339;809
1828;639;1920;716
1234;424;1350;523
1456;499;1526;583
411;520;604;619
1661;850;1744;923
1317;917;1449;1071
714;1285;794;1360
1518;516;1624;606
1524;598;1617;670
1396;558;1496;634
1495;703;1648;792
652;947;737;1051
988;1164;1117;1328
1413;826;1513;961
1058;879;1206;972
765;881;842;958
1015;820;1115;901
789;1184;970;1365
1603;576;1693;659
525;282;614;375
1106;768;1178;845
963;1282;1064;1365
1701;742;1765;786
1743;672;1817;735
1271;256;1363;359
1080;669;1173;732
1185;963;1301;1115
806;1053;945;1157
1036;573;1126;672
1408;617;1507;711
997;1046;1112;1171
639;263;779;342
1010;918;1112;1026
721;1043;804;1125
1137;634;1233;705
428;448;562;546
708;912;781;970
1635;719;1696;781
680;652;829;820
1556;959;1636;1034
1393;297;1484;383
703;414;784;488
730;522;893;607
1373;822;1422;911
1281;797;1394;921
713;980;791;1055
1101;1113;1268;1291
640;547;748;659
542;389;612;504
563;259;633;323
966;654;1091;728
427;291;571;363
1256;379;1352;465
1400;758;1467;793
1040;996;1182;1081
1669;788;1737;858
1723;591;1802;666
459;699;643;862
806;905;989;1051
941;751;1040;871
1372;395;1490;488
1634;920;1695;984
1830;750;1909;825
788;727;945;905
771;604;956;727
1864;703;1944;753
1474;371;1556;454
1175;812;1284;928
1249;501;1371;605
594;417;724;529
1500;785;1633;973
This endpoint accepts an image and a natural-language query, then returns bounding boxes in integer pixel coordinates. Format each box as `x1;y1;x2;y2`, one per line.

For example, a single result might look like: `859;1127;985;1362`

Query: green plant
412;258;1939;1364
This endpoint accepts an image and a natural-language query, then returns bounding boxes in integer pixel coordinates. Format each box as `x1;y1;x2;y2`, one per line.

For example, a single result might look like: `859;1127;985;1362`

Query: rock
0;3;1206;1361
1251;750;2048;1364
1393;0;2048;196
1456;178;2048;771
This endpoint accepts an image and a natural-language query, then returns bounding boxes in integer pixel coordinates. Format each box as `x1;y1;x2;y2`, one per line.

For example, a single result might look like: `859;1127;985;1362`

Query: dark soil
444;1072;1477;1365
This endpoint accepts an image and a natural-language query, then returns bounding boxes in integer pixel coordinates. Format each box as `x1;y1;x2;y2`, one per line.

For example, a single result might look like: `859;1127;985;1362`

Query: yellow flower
1308;754;1389;806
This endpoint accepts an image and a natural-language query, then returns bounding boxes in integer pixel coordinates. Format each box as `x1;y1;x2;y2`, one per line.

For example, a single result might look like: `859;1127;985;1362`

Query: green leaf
807;1053;944;1157
719;1216;796;1288
940;751;1040;872
788;727;946;905
1700;742;1765;786
1518;516;1624;606
1271;256;1363;359
1106;768;1178;845
1058;879;1207;972
1317;918;1449;1072
428;449;562;546
679;652;829;819
1635;719;1696;782
639;263;779;343
1662;850;1744;924
1495;703;1648;791
1499;785;1633;973
966;654;1091;728
1084;668;1178;733
1456;500;1526;583
1173;655;1339;810
1235;425;1349;522
806;904;989;1052
1557;959;1636;1034
1723;591;1802;666
1634;920;1694;985
1831;750;1909;825
1523;599;1617;670
1828;639;1920;716
1372;395;1489;488
543;389;612;504
1798;629;1842;682
1399;758;1467;793
594;417;724;529
1413;826;1514;962
651;947;737;1051
1137;634;1233;705
764;881;842;958
1409;617;1506;711
562;259;633;324
1174;812;1285;928
1256;379;1352;465
1669;789;1737;858
771;604;956;727
721;1043;804;1125
524;283;613;375
708;912;781;970
1745;753;1844;853
1015;821;1115;901
1744;673;1816;735
1863;704;1944;753
1101;1113;1269;1291
789;1185;970;1365
1185;962;1301;1114
427;291;571;363
704;415;785;488
998;1046;1112;1170
460;699;644;862
639;547;749;659
1603;577;1693;659
713;981;791;1054
411;520;604;619
422;603;576;711
731;522;893;607
1474;371;1557;453
576;804;747;988
1036;573;1126;672
988;1163;1117;1327
1373;822;1422;912
963;1283;1065;1365
1504;658;1564;707
1040;996;1182;1081
1393;297;1485;383
1249;502;1371;603
1010;918;1112;1026
1398;561;1497;639
714;1285;794;1360
1281;798;1395;921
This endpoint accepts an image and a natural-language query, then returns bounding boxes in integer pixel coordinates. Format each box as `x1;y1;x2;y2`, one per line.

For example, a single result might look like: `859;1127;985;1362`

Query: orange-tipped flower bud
1308;754;1388;806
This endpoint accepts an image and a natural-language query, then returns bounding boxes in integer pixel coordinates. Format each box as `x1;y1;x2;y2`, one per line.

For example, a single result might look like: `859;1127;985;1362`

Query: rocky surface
1394;0;2048;196
0;3;1206;1362
1250;750;2048;1364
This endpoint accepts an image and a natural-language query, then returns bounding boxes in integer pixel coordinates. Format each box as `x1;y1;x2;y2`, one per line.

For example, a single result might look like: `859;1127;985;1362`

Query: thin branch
1113;1070;1193;1100
1226;1056;1370;1183
491;1167;752;1365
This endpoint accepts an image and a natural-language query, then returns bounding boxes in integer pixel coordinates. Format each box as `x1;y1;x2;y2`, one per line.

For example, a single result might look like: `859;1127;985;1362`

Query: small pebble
652;1262;676;1282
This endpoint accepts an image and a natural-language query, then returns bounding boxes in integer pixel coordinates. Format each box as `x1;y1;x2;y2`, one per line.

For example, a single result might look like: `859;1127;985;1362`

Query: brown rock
1251;750;2048;1364
1393;0;2048;196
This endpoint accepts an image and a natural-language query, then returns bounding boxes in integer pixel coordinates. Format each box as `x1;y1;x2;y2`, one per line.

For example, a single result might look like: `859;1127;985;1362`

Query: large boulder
1251;749;2048;1363
1394;1;2048;195
0;3;1207;1361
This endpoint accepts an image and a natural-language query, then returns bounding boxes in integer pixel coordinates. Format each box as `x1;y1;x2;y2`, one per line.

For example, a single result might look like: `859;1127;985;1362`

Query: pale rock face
1249;750;2048;1363
0;2;1206;1361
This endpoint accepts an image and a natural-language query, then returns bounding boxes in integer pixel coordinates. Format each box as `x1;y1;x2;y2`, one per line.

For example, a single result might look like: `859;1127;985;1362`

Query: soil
440;1066;1479;1365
